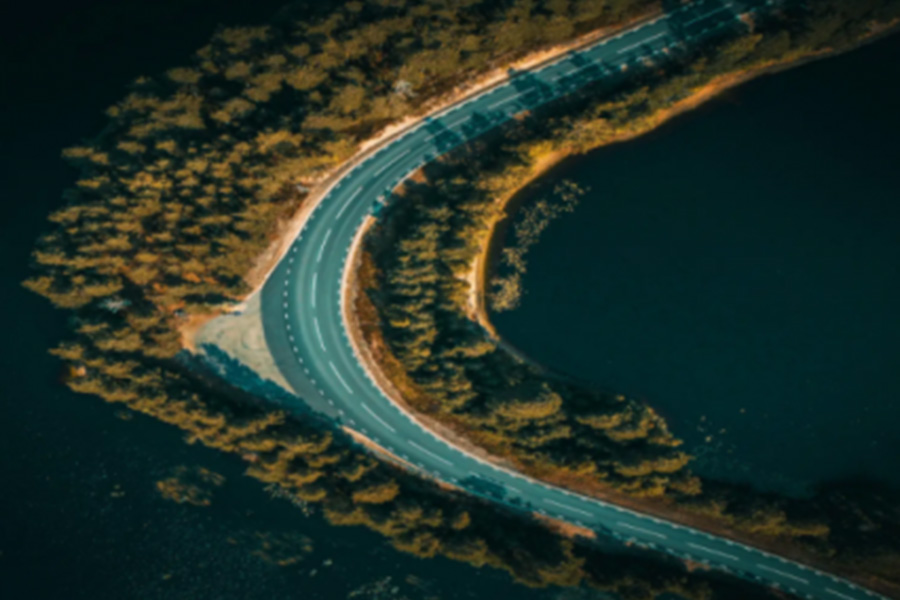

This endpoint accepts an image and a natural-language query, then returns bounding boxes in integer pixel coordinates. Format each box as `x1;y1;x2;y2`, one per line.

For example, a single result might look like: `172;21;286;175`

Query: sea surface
492;33;900;497
3;1;897;597
0;2;559;599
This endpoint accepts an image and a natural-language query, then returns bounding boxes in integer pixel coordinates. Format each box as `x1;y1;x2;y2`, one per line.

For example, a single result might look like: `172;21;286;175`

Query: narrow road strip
686;6;730;27
826;589;856;600
316;229;332;262
373;149;410;177
617;521;667;540
328;361;354;394
408;440;454;467
687;542;739;561
444;115;469;129
546;498;593;518
361;402;396;433
757;564;810;585
617;31;666;54
314;317;326;352
489;93;520;110
336;186;362;219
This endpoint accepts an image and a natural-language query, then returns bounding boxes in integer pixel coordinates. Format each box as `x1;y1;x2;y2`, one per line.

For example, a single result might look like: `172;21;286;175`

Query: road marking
407;440;453;466
336;186;362;218
329;361;353;394
617;31;665;54
555;67;578;80
757;564;809;585
262;7;877;596
314;317;326;352
444;115;468;129
687;542;738;561
489;93;520;110
361;402;396;433
311;272;317;308
506;484;522;494
617;522;667;540
685;6;730;27
546;499;593;517
316;229;332;262
373;149;410;177
826;589;857;600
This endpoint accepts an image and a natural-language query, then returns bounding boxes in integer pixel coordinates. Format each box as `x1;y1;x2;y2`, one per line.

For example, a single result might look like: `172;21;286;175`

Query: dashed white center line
685;6;729;27
316;229;332;262
826;588;857;600
687;542;738;561
328;361;354;394
373;149;410;177
311;272;318;308
546;498;593;518
336;186;362;218
617;31;666;54
489;93;521;110
407;440;453;466
361;402;396;433
314;317;326;352
444;115;469;129
757;564;809;585
617;522;667;540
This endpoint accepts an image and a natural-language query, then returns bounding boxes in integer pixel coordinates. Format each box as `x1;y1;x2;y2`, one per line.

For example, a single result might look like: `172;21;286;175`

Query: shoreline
187;14;900;599
179;7;664;351
342;29;900;600
470;18;900;332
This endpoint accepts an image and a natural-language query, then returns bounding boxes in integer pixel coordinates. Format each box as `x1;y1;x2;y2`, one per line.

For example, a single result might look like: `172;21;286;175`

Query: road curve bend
260;2;890;599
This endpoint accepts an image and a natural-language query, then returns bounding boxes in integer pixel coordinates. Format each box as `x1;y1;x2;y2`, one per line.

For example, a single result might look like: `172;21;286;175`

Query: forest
357;0;900;592
23;0;900;597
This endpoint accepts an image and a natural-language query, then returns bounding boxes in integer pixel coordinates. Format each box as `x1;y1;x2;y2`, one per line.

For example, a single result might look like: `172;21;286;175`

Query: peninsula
26;0;900;598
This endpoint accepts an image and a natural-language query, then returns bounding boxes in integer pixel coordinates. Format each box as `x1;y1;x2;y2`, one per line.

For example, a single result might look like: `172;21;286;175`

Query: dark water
493;34;900;496
0;2;556;599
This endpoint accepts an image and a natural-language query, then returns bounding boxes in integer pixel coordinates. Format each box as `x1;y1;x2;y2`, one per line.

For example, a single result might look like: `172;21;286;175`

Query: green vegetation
27;0;663;351
22;0;900;596
358;0;900;591
368;167;695;498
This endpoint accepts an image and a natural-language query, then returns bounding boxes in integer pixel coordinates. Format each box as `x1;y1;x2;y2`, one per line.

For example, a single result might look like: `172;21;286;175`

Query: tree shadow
424;115;464;153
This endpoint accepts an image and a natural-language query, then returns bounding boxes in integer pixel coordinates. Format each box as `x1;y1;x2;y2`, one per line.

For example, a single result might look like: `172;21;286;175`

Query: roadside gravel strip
260;1;891;599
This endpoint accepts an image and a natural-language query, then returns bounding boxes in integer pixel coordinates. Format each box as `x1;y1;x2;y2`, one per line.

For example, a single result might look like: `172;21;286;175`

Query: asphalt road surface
261;2;889;598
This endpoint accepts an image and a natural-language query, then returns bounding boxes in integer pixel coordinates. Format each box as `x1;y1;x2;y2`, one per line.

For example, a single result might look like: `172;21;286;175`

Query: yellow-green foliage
22;0;900;594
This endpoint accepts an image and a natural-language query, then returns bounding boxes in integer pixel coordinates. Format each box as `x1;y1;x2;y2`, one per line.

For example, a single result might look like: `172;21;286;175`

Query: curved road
261;2;889;599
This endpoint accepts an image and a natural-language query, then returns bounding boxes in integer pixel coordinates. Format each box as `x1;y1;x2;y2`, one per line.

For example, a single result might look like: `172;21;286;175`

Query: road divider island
26;1;900;599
